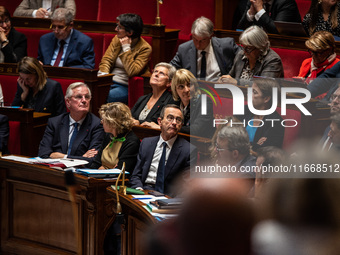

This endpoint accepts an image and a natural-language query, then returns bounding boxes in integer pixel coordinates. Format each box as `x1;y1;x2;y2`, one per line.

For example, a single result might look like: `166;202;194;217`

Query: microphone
115;162;126;214
64;170;82;255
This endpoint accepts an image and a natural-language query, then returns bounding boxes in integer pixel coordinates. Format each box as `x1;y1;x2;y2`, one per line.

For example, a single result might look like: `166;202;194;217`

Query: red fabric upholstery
277;107;301;150
74;0;98;20
15;28;50;58
296;0;311;20
83;32;104;69
160;0;215;40
52;78;81;96
0;75;19;105
271;48;310;78
8;121;21;155
97;0;155;23
128;76;144;108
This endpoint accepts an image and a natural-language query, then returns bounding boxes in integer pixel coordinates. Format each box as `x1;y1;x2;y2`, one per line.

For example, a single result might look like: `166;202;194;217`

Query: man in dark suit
37;8;94;69
38;82;104;163
170;16;239;82
129;104;197;196
238;0;301;34
0;114;9;155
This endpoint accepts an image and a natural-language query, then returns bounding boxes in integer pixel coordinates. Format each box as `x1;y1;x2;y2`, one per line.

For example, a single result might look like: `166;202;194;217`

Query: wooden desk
0;158;116;255
214;29;340;54
0;107;50;156
0;63;113;116
11;17;180;64
106;187;157;255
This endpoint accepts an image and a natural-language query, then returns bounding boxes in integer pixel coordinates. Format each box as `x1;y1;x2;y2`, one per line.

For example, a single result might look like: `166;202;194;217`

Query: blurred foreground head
145;178;254;255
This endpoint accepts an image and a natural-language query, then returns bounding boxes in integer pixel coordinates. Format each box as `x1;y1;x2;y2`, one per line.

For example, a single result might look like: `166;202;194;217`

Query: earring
318;0;322;4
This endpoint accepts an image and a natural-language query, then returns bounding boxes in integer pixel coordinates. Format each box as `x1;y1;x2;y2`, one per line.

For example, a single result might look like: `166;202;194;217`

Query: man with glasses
37;8;94;69
14;0;76;18
0;6;27;63
170;16;239;82
130;104;197;196
38;82;104;163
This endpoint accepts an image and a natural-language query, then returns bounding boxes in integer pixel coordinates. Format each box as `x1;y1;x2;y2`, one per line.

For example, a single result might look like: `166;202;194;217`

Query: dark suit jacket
170;37;239;79
89;131;140;170
238;0;301;34
307;61;340;100
12;78;66;117
1;27;27;63
243;109;285;151
180;95;215;138
38;29;95;69
129;136;197;196
131;90;174;124
0;114;9;154
38;112;104;163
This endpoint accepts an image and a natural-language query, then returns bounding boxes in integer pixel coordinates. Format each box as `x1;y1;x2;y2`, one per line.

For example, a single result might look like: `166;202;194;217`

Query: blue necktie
68;122;78;155
155;142;167;193
200;51;206;80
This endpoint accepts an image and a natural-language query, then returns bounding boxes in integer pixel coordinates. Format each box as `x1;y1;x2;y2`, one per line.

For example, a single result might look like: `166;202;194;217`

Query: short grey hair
191;16;214;38
239;25;270;55
159;104;183;120
154;62;176;80
65;82;91;99
217;126;250;155
51;8;74;24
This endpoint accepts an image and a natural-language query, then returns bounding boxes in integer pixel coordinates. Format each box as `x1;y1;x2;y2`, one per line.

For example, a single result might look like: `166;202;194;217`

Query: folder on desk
76;169;129;178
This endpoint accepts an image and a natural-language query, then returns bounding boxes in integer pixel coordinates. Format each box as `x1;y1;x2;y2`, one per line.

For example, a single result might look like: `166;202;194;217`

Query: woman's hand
119;36;132;46
83;148;98;158
257;137;267;146
250;0;264;13
0;27;7;44
132;119;140;126
17;77;29;102
218;75;237;85
141;121;160;129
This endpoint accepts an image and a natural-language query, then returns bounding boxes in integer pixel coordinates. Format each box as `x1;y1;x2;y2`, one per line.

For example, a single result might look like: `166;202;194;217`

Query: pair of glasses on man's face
165;114;183;124
49;24;69;31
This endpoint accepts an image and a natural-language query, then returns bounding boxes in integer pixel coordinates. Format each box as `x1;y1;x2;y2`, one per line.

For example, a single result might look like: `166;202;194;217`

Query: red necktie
53;40;65;67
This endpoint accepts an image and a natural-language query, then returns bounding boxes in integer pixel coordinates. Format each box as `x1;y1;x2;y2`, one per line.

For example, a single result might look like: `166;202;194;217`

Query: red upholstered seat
83;32;104;69
271;48;310;78
74;0;98;20
8;121;21;155
15;28;50;58
296;0;311;20
0;75;20;105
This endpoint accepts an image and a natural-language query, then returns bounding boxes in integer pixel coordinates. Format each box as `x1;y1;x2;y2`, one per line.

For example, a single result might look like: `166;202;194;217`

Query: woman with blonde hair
171;68;215;138
297;31;339;87
89;102;140;170
12;56;65;116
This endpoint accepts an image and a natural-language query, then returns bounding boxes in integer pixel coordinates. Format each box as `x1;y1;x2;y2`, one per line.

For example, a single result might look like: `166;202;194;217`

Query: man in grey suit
14;0;76;18
170;16;239;82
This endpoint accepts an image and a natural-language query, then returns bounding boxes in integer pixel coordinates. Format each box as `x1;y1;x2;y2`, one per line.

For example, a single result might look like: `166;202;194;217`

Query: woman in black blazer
131;62;175;128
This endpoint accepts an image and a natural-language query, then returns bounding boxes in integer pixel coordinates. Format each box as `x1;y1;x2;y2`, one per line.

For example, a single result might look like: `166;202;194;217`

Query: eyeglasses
153;69;169;77
165;114;183;124
71;94;91;101
0;19;10;26
308;49;328;56
215;143;226;152
116;24;125;31
50;24;69;31
331;94;340;102
241;45;256;54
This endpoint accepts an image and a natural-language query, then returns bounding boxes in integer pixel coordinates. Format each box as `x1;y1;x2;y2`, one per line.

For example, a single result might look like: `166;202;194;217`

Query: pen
132;197;153;200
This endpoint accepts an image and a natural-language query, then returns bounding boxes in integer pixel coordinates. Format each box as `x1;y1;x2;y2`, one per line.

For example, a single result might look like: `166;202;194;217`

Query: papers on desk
76;168;129;178
1;156;89;169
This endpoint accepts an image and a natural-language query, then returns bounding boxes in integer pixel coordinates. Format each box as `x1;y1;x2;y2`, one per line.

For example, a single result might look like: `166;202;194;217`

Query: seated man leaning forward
38;8;95;69
38;82;104;164
170;16;239;82
129;104;197;196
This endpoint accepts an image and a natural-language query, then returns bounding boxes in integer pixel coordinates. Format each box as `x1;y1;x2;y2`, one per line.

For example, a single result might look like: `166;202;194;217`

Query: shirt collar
158;135;177;149
197;39;212;55
69;114;85;126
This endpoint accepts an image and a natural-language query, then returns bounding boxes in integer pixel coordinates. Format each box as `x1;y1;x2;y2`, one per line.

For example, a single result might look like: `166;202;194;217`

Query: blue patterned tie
155;142;167;193
68;122;78;155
